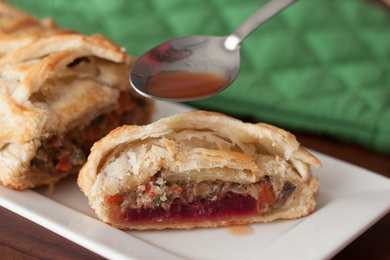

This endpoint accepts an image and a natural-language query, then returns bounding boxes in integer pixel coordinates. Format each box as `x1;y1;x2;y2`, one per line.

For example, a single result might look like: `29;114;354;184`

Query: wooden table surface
0;132;389;260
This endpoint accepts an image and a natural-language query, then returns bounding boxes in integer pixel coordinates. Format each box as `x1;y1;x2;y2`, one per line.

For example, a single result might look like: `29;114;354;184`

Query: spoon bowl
130;36;240;101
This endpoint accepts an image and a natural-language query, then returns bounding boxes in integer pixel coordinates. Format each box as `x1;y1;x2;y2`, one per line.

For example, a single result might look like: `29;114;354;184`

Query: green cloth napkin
10;0;390;153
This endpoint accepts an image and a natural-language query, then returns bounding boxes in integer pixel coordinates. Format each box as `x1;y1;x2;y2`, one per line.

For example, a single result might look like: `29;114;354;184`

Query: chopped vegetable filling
107;174;296;223
31;91;149;175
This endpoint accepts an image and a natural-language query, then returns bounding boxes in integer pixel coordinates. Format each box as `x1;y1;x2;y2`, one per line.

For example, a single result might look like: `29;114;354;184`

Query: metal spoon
130;0;295;102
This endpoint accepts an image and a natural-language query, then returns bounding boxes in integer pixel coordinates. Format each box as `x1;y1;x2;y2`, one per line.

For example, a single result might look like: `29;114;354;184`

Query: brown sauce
145;71;227;99
227;225;255;236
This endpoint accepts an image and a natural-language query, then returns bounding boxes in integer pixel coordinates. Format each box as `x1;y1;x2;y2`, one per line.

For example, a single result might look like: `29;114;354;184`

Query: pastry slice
0;4;152;190
78;111;320;230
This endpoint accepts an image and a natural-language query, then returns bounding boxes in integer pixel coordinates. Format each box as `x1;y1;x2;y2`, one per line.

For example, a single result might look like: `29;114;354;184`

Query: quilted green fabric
10;0;390;153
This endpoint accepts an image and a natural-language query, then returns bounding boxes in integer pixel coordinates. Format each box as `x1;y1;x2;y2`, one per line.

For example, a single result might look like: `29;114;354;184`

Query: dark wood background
0;132;389;260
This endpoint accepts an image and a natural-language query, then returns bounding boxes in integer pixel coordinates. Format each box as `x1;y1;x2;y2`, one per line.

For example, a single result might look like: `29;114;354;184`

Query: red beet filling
125;192;258;222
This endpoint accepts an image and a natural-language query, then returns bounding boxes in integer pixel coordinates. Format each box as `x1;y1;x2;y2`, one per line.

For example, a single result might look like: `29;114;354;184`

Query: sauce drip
227;225;255;236
145;71;227;99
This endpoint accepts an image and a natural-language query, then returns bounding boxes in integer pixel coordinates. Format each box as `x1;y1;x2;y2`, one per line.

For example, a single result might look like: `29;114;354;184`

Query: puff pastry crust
0;3;153;189
78;111;320;230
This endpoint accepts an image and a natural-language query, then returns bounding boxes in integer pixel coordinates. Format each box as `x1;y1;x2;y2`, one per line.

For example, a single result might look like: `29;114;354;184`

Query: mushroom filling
30;91;149;175
106;174;296;223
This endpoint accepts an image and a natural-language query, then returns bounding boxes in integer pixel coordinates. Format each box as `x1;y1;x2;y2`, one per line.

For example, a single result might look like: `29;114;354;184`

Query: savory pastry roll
78;111;320;230
0;3;152;189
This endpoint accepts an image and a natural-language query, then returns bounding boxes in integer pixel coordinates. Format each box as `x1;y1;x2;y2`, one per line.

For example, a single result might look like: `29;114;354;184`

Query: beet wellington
78;111;320;230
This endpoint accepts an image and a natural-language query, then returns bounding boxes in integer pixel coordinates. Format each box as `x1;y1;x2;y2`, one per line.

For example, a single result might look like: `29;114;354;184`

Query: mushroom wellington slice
78;111;320;230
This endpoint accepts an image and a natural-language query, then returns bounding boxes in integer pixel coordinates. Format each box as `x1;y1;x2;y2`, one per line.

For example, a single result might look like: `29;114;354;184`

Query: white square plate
0;101;389;260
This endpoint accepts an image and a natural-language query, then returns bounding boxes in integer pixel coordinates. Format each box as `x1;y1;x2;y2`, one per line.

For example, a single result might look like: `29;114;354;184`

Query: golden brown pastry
78;111;320;230
0;3;153;190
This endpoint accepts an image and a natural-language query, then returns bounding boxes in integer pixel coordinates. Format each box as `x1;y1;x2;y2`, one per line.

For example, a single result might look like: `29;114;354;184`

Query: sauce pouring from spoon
130;0;295;102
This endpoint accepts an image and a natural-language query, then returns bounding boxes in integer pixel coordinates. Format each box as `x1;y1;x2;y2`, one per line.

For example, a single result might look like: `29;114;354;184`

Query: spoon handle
226;0;295;49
